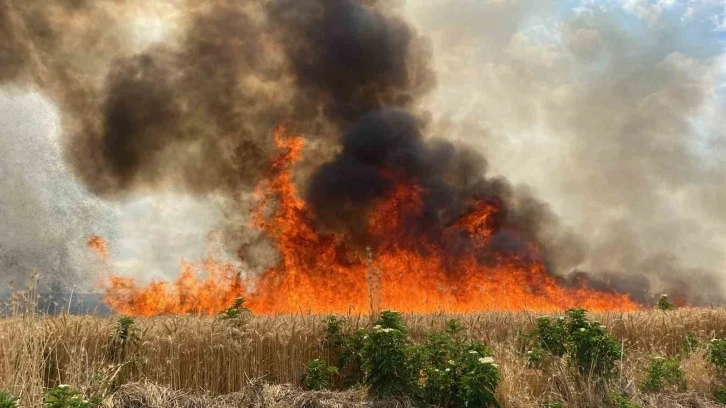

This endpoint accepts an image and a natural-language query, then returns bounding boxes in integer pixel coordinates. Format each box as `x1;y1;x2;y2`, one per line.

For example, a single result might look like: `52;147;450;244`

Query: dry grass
104;381;412;408
2;306;726;407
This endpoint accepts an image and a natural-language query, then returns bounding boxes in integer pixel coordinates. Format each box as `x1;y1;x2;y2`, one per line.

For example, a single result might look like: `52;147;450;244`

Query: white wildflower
579;328;586;332
491;363;499;368
58;384;70;389
448;360;455;365
468;350;479;354
527;350;533;354
373;325;382;330
445;368;451;372
479;357;495;364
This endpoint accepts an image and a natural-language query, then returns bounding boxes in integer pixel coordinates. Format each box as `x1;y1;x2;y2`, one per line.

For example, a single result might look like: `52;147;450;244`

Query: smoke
1;0;724;305
406;0;726;304
0;0;435;280
0;92;115;291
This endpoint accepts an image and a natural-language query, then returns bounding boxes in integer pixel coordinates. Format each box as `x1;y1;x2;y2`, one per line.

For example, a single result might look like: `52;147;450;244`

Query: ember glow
95;127;639;316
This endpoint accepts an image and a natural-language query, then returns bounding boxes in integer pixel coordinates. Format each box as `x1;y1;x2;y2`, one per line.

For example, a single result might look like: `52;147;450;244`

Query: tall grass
2;292;726;407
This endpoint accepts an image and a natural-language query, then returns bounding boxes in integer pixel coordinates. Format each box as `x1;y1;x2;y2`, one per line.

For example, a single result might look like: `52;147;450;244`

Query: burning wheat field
2;0;726;407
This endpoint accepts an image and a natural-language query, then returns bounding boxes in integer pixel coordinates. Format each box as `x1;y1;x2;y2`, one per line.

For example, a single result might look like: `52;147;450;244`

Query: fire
103;259;244;317
87;235;108;260
97;127;639;316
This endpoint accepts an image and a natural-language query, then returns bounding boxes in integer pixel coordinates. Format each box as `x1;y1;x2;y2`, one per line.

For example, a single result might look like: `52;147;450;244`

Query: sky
0;0;724;294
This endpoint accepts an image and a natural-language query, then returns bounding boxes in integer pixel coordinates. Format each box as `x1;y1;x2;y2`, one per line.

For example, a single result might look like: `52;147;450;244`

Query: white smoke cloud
0;90;228;290
406;0;726;300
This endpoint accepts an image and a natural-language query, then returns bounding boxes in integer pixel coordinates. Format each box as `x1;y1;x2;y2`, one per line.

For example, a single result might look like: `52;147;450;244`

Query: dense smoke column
305;108;564;268
41;0;433;199
266;0;435;129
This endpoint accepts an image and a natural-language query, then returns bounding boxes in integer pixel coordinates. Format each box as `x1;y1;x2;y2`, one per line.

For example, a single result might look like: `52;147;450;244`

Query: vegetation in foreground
2;291;726;407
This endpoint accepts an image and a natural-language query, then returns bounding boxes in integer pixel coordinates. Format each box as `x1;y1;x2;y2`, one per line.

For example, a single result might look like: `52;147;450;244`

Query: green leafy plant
708;339;726;404
318;312;500;407
107;315;140;363
656;294;677;311
217;297;250;320
714;386;726;404
301;359;338;391
524;315;568;368
44;385;100;408
567;313;621;378
683;332;700;356
610;391;641;408
524;308;622;379
709;339;726;376
446;319;465;338
455;344;500;408
416;330;500;407
361;310;417;398
115;315;136;341
640;357;686;393
533;316;568;357
322;315;366;387
525;347;548;369
0;391;19;408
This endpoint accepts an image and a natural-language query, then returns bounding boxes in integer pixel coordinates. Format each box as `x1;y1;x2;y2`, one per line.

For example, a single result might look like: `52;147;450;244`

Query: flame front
98;127;639;316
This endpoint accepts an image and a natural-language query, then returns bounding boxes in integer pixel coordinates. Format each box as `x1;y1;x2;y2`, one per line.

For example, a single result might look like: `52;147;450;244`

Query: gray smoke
407;0;726;304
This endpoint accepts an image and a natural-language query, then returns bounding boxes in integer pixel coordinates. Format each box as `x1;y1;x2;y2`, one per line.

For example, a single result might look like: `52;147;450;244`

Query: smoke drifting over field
1;0;724;305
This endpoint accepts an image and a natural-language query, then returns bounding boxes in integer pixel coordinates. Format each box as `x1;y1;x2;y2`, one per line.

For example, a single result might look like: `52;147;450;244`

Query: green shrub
455;344;500;408
417;331;500;407
301;359;338;391
107;315;140;364
709;339;726;376
656;294;677;311
217;297;250;320
714;386;726;404
115;315;136;341
683;333;699;356
610;391;641;408
524;308;622;379
640;357;686;393
361;311;417;398
44;385;100;408
526;346;548;369
569;323;621;378
320;312;500;407
533;316;568;357
0;391;18;408
322;315;367;387
524;315;567;368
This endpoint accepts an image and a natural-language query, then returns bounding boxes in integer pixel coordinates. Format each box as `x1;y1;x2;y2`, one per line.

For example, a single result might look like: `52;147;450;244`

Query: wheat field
2;298;726;408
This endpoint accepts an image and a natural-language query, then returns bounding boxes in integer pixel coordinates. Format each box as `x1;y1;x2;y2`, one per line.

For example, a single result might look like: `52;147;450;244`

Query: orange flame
87;235;108;260
97;127;639;316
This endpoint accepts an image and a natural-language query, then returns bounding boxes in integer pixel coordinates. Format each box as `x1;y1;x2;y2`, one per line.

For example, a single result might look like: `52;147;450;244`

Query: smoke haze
406;0;726;303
